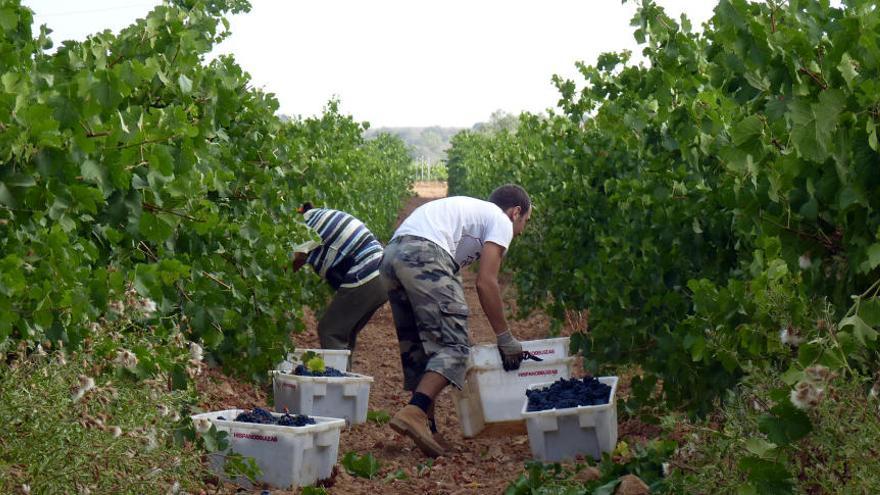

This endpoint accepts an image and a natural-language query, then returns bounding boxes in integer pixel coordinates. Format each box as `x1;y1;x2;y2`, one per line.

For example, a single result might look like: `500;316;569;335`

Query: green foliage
664;370;880;494
299;350;318;364
384;468;409;482
184;420;262;484
450;1;880;490
504;439;675;495
0;0;412;381
758;402;812;447
411;159;447;181
306;355;326;374
341;451;381;479
0;342;206;493
221;451;262;485
446;0;880;414
366;409;391;424
415;458;435;477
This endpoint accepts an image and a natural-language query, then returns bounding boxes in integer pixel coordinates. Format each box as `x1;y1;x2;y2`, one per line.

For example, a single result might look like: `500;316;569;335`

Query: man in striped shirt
291;203;388;358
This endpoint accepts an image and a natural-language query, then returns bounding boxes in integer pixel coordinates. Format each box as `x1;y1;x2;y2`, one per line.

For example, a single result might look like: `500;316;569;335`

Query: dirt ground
197;182;649;494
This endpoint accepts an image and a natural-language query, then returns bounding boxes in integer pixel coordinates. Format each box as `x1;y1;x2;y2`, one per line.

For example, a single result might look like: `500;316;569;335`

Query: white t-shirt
393;196;513;267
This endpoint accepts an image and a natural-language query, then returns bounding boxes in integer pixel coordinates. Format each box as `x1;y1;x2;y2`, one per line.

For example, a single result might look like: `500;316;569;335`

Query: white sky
28;0;718;127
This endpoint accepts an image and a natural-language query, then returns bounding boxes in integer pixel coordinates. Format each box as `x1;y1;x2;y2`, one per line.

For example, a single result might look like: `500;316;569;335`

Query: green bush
0;0;412;382
0;340;205;494
446;0;880;413
665;369;880;494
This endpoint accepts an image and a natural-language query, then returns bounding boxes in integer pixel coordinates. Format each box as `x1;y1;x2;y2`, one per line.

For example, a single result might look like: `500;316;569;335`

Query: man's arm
477;241;523;371
475;241;508;336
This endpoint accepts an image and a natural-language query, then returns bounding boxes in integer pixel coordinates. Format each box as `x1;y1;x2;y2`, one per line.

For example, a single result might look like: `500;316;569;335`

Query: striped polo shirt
303;208;383;289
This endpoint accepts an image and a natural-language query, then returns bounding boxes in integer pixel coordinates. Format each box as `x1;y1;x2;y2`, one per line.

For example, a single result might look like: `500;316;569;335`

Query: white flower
22;484;31;495
186;365;201;378
662;462;670;477
145;428;158;451
169;481;180;495
790;387;808;409
138;298;157;317
72;375;96;402
114;349;139;369
779;326;804;347
35;344;47;356
108;300;125;315
790;380;824;410
193;417;212;433
189;342;203;363
798;254;812;269
110;426;122;438
277;360;294;373
91;416;105;429
804;364;832;384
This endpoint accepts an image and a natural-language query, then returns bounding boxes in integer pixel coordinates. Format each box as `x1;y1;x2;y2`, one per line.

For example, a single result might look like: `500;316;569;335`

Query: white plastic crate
191;409;346;489
280;348;351;373
470;337;570;368
521;376;619;462
273;371;373;425
451;337;575;437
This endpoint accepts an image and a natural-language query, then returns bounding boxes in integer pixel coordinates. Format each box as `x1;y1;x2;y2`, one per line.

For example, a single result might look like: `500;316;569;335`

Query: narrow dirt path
301;181;559;494
198;182;585;494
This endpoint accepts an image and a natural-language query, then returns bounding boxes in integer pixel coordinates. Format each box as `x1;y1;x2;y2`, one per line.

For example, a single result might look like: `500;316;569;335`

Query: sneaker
389;405;445;457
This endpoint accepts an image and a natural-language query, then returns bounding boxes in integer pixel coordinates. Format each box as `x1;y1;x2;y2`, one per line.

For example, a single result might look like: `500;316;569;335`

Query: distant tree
472;110;519;134
365;126;463;164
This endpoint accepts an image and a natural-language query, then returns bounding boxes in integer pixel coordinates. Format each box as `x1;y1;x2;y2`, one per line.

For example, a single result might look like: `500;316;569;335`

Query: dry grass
411;181;447;199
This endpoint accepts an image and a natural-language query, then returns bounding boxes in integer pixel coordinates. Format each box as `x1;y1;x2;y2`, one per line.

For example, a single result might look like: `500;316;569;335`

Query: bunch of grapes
234;407;276;424
275;413;316;427
293;364;347;377
231;407;317;427
525;377;611;412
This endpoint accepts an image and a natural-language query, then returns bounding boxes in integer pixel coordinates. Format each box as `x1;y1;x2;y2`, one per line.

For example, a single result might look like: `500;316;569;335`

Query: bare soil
197;182;640;494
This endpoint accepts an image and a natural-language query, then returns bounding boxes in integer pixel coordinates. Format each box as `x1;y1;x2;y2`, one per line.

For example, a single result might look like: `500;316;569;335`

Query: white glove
496;330;523;371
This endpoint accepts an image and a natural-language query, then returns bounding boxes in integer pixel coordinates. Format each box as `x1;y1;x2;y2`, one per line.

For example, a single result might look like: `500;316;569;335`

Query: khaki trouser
379;235;470;391
317;275;388;366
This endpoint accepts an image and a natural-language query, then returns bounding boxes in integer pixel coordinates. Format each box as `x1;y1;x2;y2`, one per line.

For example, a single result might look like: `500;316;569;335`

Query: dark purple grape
234;407;275;424
232;407;316;427
292;364;348;377
275;413;316;427
526;377;612;412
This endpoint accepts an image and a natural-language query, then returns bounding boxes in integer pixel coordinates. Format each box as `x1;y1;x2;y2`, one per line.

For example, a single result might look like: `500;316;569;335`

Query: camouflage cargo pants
380;235;470;390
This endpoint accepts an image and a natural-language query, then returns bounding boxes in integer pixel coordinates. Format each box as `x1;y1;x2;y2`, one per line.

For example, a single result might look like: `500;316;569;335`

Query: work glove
496;330;524;371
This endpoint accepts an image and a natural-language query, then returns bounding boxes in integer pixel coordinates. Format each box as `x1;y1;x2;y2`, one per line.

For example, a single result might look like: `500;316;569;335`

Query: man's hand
496;330;523;371
290;251;307;273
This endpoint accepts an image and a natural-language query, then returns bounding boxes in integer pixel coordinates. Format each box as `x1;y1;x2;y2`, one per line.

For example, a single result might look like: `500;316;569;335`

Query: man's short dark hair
488;184;530;213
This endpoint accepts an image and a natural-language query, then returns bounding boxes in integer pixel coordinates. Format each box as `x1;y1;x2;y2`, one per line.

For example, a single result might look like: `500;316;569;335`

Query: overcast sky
28;0;718;127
